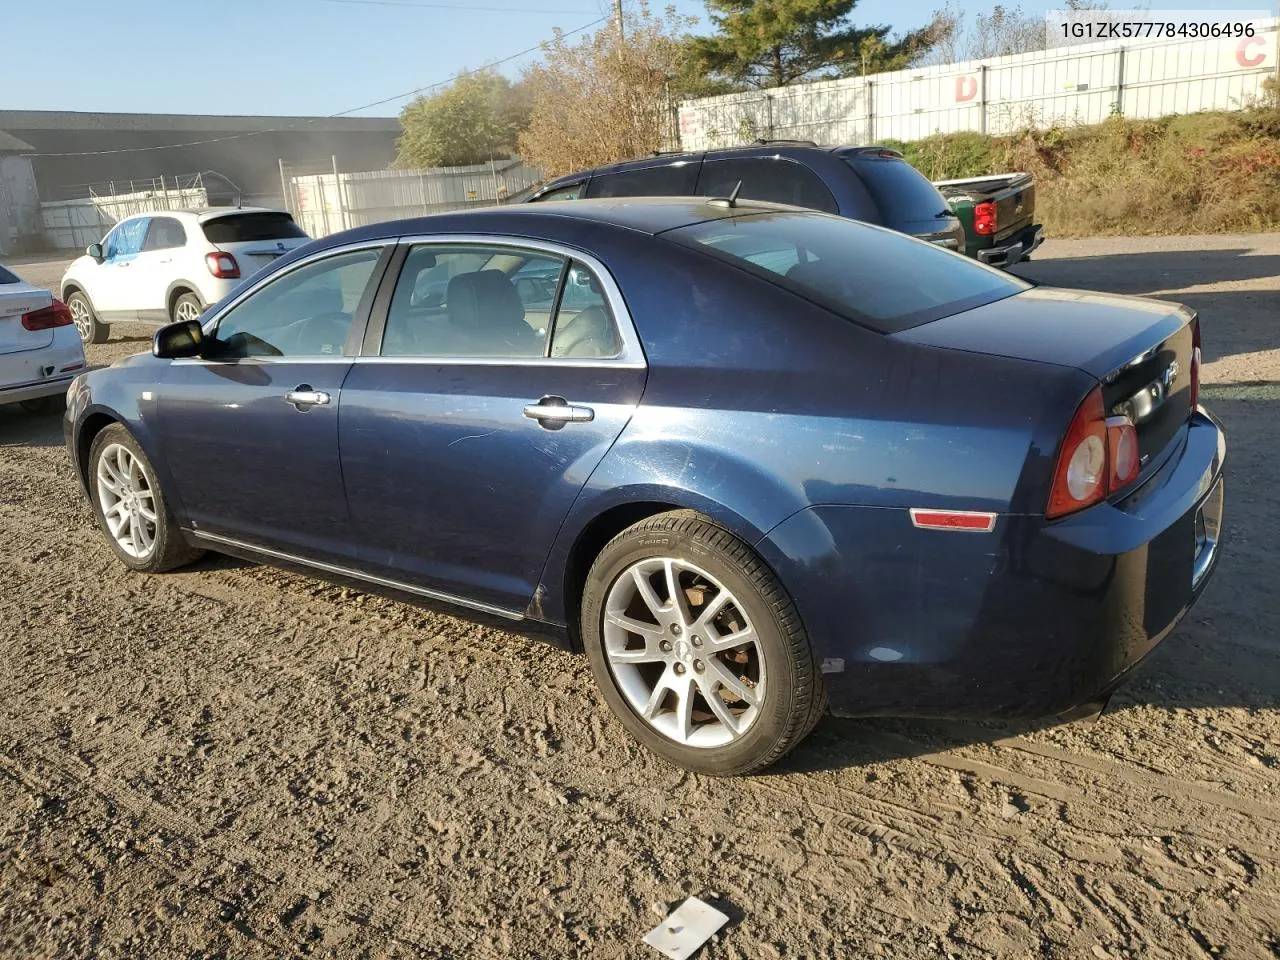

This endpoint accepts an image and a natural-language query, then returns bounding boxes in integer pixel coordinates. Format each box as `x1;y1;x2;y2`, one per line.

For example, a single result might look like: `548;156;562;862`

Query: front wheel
67;291;107;345
580;511;824;776
88;424;203;573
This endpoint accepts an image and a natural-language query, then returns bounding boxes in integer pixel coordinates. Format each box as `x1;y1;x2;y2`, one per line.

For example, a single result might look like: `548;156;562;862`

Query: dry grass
887;82;1280;238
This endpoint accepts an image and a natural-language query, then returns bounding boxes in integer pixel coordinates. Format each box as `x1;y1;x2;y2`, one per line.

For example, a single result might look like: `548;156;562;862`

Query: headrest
447;269;525;331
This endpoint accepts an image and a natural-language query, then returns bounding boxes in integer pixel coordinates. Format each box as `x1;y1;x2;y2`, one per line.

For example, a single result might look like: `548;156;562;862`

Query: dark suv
526;142;966;252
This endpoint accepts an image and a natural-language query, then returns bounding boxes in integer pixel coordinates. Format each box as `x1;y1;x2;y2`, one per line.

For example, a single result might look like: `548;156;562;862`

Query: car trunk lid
895;286;1195;466
936;173;1035;244
200;212;310;278
0;279;56;355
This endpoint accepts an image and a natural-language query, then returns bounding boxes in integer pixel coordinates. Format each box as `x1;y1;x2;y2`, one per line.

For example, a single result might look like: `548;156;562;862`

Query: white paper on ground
642;896;731;960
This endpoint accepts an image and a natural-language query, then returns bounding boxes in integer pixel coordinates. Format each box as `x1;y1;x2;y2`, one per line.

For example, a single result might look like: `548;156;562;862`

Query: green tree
396;70;529;168
691;0;945;89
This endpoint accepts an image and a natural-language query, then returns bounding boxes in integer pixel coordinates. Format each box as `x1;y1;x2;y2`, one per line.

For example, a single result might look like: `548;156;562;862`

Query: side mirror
153;319;204;360
87;243;104;262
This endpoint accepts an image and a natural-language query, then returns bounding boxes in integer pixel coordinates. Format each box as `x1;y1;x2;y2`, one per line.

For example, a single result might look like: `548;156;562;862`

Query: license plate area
1192;476;1224;588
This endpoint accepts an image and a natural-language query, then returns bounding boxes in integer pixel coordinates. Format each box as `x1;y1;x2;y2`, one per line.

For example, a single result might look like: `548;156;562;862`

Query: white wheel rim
175;299;200;323
95;443;159;560
603;557;765;748
69;297;92;340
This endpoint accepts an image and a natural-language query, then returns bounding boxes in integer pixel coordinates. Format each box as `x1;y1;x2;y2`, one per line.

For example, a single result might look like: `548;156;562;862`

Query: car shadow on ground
1012;247;1280;296
0;405;65;448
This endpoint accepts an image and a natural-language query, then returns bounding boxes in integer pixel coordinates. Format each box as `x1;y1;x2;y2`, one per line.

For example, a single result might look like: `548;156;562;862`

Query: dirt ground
1;235;1278;959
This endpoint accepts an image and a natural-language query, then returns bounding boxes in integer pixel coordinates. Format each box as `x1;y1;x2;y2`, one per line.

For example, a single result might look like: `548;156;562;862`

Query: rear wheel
580;511;824;776
67;291;107;344
88;424;203;573
171;292;203;324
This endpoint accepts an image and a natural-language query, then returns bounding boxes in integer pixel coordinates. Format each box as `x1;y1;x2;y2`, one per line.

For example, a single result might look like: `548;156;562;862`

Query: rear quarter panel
537;234;1096;626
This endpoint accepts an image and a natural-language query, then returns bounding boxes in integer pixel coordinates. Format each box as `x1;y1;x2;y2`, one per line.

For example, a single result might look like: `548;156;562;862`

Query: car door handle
522;396;594;427
286;387;331;408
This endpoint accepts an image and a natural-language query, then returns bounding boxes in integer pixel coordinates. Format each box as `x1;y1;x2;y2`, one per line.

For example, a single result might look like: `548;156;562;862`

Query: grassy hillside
884;81;1280;237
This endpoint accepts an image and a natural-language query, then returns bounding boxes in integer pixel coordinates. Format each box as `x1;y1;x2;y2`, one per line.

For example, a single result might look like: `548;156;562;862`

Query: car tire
580;510;824;776
67;291;108;345
171;292;203;325
88;424;204;573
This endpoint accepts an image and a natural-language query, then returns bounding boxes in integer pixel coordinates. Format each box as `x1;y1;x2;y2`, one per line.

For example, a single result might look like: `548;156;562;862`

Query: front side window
104;218;149;260
382;245;623;361
143;217;186;252
696;158;838;214
670;211;1027;333
210;248;381;359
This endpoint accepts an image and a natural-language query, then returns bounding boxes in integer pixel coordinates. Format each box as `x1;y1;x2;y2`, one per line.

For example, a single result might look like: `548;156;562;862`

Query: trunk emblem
1163;360;1179;388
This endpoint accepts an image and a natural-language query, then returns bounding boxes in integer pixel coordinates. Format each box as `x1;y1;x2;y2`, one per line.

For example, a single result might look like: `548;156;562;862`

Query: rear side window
202;213;307;244
846;156;952;222
669;211;1027;334
585;163;698;199
143;217;186;251
696;158;838;214
0;265;18;284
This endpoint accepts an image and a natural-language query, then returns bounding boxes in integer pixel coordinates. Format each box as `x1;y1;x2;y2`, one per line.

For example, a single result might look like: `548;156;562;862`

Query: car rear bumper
978;223;1044;268
755;409;1226;719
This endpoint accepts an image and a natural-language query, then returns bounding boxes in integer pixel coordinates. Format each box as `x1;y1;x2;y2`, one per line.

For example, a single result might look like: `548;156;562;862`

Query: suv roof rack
753;139;818;147
649;149;690;157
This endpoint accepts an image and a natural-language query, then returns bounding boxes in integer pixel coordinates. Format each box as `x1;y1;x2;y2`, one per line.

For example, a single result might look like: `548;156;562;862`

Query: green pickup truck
934;173;1044;269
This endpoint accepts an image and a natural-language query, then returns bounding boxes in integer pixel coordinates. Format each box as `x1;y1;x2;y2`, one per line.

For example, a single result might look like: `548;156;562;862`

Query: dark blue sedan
64;199;1225;775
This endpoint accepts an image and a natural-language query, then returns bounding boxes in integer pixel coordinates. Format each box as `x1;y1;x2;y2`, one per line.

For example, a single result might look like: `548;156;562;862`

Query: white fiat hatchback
60;208;311;344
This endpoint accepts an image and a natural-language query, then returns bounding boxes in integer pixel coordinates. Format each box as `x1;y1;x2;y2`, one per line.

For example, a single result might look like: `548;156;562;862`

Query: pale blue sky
9;0;1269;117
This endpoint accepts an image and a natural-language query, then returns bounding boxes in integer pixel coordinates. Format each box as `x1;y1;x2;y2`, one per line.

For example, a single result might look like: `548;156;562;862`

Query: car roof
320;197;808;247
114;206;289;225
536;144;902;191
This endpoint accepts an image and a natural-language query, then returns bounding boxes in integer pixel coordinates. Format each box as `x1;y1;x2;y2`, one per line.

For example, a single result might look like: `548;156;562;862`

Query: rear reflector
21;299;74;331
909;508;997;532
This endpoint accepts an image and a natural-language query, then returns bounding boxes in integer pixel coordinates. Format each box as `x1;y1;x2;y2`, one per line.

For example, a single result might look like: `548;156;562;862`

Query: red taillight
21;299;75;331
973;200;997;236
1046;387;1141;519
1190;320;1201;409
206;252;240;279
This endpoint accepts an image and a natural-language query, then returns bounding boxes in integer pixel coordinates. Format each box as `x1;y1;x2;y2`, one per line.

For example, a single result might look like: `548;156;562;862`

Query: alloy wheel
69;297;92;342
175;299;201;323
95;442;159;559
602;557;765;748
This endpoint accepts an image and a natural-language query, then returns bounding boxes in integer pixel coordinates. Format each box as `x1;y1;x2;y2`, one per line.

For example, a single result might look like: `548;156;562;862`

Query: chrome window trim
186;529;524;621
386;233;646;367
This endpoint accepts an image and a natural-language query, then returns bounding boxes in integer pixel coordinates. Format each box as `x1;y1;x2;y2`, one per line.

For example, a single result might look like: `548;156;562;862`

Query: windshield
202;213;307;244
846;155;954;223
668;211;1028;333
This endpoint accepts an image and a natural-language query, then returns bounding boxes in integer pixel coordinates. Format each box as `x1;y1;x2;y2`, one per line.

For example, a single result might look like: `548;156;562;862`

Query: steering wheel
277;312;352;357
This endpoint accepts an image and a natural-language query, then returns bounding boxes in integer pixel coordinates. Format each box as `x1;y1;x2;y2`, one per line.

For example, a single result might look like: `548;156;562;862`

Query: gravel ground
1;235;1278;959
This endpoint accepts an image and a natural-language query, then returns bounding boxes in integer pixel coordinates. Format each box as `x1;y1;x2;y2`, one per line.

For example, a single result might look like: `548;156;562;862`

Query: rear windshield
846;156;953;223
0;265;19;284
202;213;307;244
668;211;1027;333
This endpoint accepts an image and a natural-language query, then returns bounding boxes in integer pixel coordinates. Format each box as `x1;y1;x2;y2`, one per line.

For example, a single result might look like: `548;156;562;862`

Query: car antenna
706;180;744;209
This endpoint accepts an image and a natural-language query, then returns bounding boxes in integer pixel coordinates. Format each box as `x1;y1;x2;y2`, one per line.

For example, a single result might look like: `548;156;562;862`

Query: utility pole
614;0;624;40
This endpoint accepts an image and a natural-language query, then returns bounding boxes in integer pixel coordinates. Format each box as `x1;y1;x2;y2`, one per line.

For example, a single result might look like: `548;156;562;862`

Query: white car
60;207;311;344
0;264;85;413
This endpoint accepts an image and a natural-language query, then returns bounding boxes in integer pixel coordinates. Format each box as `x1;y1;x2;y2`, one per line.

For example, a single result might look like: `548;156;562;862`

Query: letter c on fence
1237;37;1266;68
955;75;978;102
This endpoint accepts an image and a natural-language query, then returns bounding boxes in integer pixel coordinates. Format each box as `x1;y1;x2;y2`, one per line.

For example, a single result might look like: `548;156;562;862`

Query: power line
27;13;610;158
313;0;596;12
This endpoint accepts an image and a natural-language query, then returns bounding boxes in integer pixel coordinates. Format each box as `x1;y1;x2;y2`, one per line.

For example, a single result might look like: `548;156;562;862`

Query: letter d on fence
956;75;978;102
